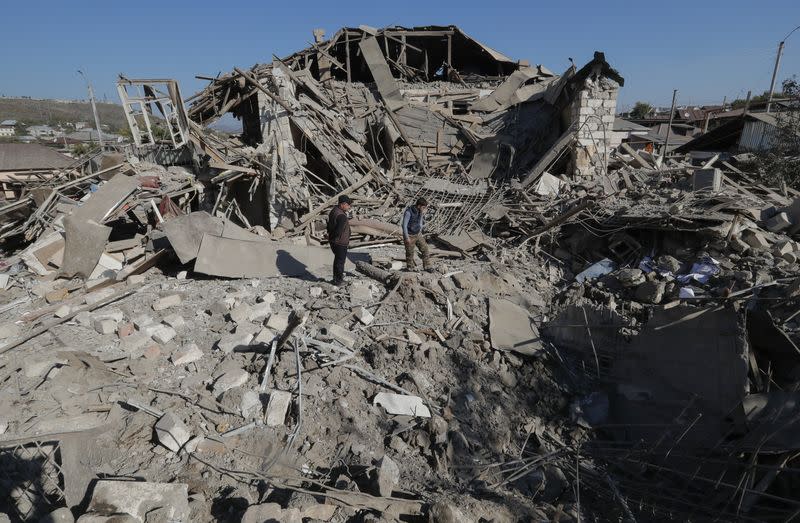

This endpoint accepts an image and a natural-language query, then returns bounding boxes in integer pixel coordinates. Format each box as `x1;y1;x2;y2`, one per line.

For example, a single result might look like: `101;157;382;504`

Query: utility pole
767;25;800;113
77;69;104;149
660;89;678;168
767;41;785;113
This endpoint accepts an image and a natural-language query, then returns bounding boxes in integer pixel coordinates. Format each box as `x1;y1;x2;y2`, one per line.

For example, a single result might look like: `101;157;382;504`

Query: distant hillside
0;97;128;132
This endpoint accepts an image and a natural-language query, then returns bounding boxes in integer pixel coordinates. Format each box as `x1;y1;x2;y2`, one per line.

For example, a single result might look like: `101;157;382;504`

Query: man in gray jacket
402;197;431;271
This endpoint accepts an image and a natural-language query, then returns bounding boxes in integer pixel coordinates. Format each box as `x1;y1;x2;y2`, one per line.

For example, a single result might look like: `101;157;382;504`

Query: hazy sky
2;0;799;111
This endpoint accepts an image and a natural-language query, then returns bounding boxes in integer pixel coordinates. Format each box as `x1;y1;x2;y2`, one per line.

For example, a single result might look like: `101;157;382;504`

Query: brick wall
570;74;620;178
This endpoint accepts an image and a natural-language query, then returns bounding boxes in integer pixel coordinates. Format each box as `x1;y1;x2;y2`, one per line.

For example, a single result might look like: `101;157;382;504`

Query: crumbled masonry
1;23;800;523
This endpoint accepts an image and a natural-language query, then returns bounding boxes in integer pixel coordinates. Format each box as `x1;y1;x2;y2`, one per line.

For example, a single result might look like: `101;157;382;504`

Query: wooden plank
521;129;575;188
620;142;653;169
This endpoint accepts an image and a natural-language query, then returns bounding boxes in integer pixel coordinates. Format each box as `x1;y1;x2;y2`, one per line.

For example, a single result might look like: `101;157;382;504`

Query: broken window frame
117;78;190;148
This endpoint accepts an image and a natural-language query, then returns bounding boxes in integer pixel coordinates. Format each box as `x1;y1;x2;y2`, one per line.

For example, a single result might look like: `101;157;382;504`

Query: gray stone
635;280;665;304
326;323;355;349
240;390;261;418
41;507;74;523
229;303;252;324
766;212;792;232
248;301;271;321
154;412;191;453
213;368;249;395
742;229;770;250
150;324;177;344
171;343;203;366
54;304;71;318
216;332;253;353
265;390;292;427
428;501;468;523
153;294;182;311
266;313;289;331
93;318;117;335
162;313;185;330
656;255;681;273
615;268;645;287
81;480;189;522
241;503;282;523
374;455;400;497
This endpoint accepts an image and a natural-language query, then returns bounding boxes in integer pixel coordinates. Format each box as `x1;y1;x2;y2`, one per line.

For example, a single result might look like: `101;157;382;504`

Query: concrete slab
162;211;224;264
60;217;111;279
488;298;542;355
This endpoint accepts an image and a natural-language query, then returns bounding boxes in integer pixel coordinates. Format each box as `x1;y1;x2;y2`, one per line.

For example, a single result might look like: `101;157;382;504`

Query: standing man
327;195;352;286
402;197;432;271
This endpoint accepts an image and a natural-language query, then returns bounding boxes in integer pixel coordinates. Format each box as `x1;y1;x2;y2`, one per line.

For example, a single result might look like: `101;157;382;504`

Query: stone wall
570;74;620;179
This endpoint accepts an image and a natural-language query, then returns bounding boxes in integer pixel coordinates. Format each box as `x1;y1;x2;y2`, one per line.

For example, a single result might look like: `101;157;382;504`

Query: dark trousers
330;243;348;282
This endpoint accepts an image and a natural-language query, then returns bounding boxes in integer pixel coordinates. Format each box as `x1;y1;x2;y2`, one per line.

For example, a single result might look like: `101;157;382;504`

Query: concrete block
45;288;69;304
127;274;146;286
240;390;261;418
326;323;355;349
309;286;323;297
248;302;271;321
266;313;289;332
242;504;282;523
213;368;249;395
257;291;276;304
92;308;123;323
693;168;722;192
216;332;253;353
742;229;770;250
353;306;374;325
265;390;292;427
81;480;189;522
162;313;185;330
406;327;424;345
117;322;135;338
120;332;151;356
84;287;115;306
774;240;794;256
150;325;176;344
143;344;161;359
93;318;117;335
154;412;191;453
375;455;400;497
133;314;154;330
766;212;792;232
229;303;252;324
253;327;276;345
152;294;181;311
54;305;71;318
0;274;9;290
171;343;203;366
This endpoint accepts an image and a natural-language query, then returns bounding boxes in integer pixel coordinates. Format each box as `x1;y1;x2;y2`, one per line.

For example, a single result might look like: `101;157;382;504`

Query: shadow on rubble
0;447;67;523
438;342;579;518
210;485;250;522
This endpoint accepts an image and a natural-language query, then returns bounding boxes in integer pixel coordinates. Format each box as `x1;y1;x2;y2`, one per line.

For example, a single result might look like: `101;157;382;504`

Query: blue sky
2;0;799;111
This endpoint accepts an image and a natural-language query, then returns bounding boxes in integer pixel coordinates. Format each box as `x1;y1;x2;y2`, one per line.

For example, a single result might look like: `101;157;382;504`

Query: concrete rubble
0;23;799;523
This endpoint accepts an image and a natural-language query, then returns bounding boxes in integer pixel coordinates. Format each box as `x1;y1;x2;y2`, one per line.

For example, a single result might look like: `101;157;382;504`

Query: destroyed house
170;25;624;233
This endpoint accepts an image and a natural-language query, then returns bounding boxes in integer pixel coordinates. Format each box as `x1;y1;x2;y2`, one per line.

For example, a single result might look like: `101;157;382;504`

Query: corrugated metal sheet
739;120;779;151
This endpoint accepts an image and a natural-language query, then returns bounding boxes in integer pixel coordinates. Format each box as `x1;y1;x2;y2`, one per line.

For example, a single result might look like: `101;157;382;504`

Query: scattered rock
265;390;293;426
154;412;191;453
213;368;249;395
153;293;182;311
171;343;203;366
374;455;400;497
216;332;253;353
635;280;665;304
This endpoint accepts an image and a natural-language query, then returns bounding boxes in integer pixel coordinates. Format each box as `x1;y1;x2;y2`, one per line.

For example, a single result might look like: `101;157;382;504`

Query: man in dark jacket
402;197;431;271
327;195;352;285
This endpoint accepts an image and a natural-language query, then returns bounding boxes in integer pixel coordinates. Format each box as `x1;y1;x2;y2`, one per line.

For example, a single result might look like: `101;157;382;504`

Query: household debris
0;23;799;523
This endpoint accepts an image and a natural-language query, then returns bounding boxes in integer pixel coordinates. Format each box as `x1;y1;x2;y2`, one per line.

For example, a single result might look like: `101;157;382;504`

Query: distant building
0;120;17;137
0;143;74;200
74;121;87;130
27;125;58;138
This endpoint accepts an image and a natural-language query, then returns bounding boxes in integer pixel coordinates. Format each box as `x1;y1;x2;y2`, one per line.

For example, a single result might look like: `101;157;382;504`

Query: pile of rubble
1;24;800;523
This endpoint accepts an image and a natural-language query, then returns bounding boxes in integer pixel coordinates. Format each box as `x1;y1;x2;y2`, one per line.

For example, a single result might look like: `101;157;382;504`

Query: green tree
751;77;800;189
731;90;772;109
630;102;653;119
